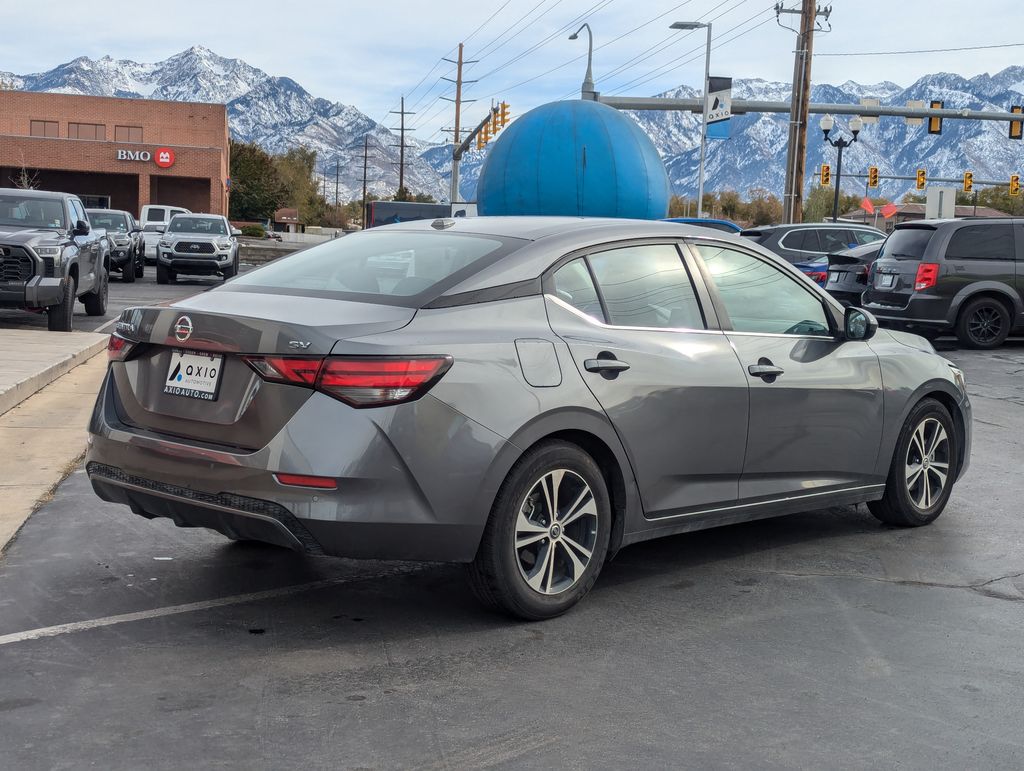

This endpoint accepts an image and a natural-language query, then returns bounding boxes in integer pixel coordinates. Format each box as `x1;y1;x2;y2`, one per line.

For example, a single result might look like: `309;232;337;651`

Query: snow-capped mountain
5;48;1023;204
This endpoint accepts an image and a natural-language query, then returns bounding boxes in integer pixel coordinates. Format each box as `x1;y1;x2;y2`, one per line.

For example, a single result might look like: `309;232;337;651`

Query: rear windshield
878;228;934;261
144;208;166;222
226;230;519;305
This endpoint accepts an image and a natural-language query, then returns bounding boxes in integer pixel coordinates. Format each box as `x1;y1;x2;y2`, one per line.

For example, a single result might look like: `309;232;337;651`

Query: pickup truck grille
0;247;33;282
173;241;216;255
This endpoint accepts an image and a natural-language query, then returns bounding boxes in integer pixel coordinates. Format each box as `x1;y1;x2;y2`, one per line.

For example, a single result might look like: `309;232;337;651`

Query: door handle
748;358;784;382
585;358;630;373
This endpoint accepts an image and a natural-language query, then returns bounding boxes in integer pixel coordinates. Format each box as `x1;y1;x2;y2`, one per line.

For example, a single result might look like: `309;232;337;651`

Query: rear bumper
85;371;507;562
862;294;953;332
0;276;63;309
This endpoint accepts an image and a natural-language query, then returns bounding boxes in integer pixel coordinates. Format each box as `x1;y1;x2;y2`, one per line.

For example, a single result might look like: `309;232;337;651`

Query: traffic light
1011;174;1021;196
928;100;943;134
490;107;500;135
476;120;491;150
867;166;879;188
963;171;973;193
820;163;831;186
916;168;927;190
499;101;511;128
1011;106;1023;140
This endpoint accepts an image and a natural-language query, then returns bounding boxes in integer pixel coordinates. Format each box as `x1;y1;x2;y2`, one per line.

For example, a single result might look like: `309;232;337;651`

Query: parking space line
0;568;417;647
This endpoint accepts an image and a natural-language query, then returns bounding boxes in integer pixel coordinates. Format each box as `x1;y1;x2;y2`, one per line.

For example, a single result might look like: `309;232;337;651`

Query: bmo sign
116;147;176;169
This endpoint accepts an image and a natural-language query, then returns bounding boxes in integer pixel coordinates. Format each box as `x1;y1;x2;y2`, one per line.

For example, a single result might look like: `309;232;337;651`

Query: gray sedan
87;217;972;619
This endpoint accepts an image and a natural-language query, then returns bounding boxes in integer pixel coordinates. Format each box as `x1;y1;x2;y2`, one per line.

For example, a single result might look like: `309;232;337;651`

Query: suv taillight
242;355;452;408
914;263;939;291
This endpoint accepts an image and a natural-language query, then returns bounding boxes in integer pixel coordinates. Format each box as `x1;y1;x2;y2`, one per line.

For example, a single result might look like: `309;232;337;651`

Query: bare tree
10;153;40;190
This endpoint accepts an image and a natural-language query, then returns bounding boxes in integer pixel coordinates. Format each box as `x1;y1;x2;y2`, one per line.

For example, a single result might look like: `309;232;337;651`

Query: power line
816;42;1024;57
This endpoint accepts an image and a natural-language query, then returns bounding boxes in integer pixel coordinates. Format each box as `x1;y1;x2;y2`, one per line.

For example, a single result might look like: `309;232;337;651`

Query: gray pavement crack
744;567;1024;601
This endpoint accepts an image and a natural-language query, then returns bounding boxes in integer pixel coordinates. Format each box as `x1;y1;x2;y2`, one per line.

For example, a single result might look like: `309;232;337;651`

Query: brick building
0;90;229;216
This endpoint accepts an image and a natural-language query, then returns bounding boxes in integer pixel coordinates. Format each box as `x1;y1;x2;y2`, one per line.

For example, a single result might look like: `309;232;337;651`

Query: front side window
552;258;604;322
945;224;1014;261
588;244;705;329
70;200;87;226
696;244;832;337
168;217;228;236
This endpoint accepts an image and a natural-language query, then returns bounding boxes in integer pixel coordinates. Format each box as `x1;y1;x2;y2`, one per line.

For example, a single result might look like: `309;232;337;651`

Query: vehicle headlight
159;239;172;248
216;239;232;250
948;365;966;393
34;246;61;258
114;236;130;246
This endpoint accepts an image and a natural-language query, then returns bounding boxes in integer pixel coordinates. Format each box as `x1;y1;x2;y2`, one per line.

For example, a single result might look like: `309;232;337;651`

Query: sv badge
288;340;312;350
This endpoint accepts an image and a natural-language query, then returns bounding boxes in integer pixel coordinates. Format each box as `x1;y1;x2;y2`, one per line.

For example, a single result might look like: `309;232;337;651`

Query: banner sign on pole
706;76;732;140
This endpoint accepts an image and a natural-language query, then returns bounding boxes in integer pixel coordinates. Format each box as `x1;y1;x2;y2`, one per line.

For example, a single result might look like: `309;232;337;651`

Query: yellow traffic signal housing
1010;106;1023;140
1011;174;1021;196
477;120;492;150
867;166;879;188
490;108;500;135
499;101;511;128
963;171;973;193
928;100;943;134
820;164;831;186
916;168;927;190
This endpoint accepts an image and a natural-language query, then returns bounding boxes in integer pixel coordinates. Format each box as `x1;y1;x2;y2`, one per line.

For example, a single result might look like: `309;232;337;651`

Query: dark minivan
862;219;1024;348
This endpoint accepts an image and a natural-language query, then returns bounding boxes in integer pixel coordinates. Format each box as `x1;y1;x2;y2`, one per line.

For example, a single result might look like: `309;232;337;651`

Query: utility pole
442;44;478;204
334;158;340;207
361;135;369;228
390;96;415;199
778;1;831;223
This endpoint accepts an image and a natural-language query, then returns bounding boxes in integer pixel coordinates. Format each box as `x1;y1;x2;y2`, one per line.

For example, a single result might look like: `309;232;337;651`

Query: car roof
380;215;721;241
895;217;1024;228
0;187;69;200
86;208;129;215
170;212;220;219
744;222;882;233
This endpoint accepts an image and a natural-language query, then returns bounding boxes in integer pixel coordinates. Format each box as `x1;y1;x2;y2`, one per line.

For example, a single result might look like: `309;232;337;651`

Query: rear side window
818;229;853;253
854;230;885;245
552;259;604;322
588;244;705;329
145;208;166;222
228;230;513;304
944;224;1014;261
781;229;820;252
879;228;935;261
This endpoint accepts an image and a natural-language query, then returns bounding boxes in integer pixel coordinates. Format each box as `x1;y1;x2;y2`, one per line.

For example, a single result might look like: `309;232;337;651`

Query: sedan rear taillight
914;263;939;291
807;271;827;285
242;355;452;408
107;334;137;362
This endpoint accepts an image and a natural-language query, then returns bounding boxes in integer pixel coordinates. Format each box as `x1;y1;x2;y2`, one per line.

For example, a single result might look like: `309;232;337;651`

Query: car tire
868;398;957;527
134;257;145;279
83;266;108;316
122;259;136;283
156;263;175;284
222;254;238;280
955;297;1010;349
47;276;76;332
467;440;611;620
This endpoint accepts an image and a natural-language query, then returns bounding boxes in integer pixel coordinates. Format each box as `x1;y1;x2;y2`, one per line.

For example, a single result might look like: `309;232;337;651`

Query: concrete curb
0;331;108;417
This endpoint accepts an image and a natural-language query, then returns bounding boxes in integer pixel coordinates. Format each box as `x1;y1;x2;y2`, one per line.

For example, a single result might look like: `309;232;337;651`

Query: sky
2;0;1022;141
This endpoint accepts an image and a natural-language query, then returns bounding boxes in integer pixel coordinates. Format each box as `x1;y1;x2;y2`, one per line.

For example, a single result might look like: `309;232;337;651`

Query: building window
114;125;143;143
69;122;106;141
29;120;59;138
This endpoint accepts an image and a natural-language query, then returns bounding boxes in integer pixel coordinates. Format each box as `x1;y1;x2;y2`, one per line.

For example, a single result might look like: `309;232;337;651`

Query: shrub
240;224;266;238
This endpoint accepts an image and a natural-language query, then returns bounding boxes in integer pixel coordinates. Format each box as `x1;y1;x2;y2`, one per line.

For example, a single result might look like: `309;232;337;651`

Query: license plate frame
163;350;224;401
876;273;896;288
827;271;840;284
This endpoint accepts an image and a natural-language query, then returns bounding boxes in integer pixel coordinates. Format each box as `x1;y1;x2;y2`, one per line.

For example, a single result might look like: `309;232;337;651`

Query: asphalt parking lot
0;331;1022;768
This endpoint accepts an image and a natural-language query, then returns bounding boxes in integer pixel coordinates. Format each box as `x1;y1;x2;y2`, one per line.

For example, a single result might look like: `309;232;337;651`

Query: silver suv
156;213;240;284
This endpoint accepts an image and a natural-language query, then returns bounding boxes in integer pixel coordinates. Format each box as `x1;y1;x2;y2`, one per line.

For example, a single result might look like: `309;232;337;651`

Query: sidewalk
0;329;109;415
0;349;108;552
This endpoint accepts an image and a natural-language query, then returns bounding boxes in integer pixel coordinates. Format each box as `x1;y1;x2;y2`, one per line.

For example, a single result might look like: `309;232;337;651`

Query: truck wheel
156;263;175;284
47;276;76;332
134;255;145;278
222;254;238;280
122;259;136;283
83;265;109;316
955;297;1010;349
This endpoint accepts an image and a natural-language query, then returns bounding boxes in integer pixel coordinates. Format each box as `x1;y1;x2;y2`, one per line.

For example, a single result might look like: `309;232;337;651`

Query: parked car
862;218;1023;348
823;242;884;306
741;222;886;263
663;217;742;233
87;208;144;282
88;217;972;619
264;227;283;242
156;213;240;283
140;204;191;264
0;188;109;331
791;255;829;285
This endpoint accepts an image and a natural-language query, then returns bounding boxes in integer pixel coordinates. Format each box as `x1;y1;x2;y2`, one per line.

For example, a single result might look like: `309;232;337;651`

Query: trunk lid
111;291;415;449
862;225;936;308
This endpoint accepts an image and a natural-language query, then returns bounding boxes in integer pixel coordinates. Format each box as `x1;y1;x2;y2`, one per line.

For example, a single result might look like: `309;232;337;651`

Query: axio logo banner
155;148;176;168
706;76;733;140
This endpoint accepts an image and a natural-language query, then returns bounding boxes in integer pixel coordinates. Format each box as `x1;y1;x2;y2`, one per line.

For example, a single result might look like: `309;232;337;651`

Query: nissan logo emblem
174;316;193;343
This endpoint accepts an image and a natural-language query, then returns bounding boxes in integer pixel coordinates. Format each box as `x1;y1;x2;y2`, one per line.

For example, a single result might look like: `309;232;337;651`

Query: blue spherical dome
476;100;669;219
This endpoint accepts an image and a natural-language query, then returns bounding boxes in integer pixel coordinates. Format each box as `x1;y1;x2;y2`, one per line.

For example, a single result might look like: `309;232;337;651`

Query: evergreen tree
229;140;286;221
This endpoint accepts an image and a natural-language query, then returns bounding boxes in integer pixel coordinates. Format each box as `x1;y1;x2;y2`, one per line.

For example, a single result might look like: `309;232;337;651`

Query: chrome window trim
646;483;886;521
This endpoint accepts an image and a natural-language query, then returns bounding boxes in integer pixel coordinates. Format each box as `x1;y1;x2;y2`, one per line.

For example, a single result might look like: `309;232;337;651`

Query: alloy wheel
905;417;950;510
967;306;1003;345
515;469;599;595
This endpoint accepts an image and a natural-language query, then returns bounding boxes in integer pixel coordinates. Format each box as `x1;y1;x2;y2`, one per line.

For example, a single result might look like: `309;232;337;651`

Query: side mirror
155;225;166;234
845;307;878;341
230;227;242;237
73;220;90;236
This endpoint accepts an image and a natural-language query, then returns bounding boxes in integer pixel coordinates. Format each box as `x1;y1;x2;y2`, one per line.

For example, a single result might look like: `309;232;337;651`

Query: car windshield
228;230;513;303
88;212;128;232
0;193;66;230
168;216;228;236
879;228;935;261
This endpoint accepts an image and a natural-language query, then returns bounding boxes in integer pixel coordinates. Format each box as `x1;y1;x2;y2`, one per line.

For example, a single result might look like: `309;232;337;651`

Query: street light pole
671;21;712;219
820;114;863;222
569;24;596;99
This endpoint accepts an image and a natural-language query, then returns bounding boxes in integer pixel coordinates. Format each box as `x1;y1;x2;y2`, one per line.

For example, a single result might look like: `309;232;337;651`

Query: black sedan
824;242;883;306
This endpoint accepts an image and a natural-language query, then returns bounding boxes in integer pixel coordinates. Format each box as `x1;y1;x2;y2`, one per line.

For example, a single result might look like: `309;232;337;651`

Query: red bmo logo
154;148;175;168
